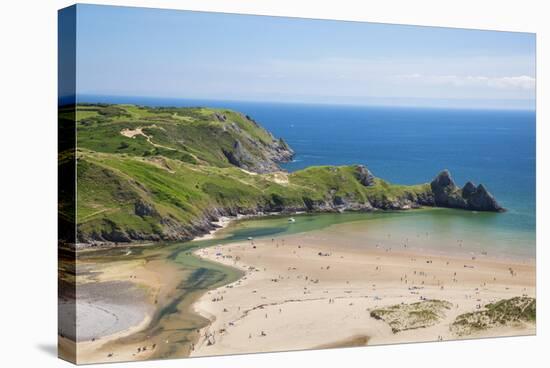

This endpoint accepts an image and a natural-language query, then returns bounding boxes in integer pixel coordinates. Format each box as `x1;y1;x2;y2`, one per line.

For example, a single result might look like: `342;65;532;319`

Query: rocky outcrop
354;165;376;186
430;170;467;209
273;138;294;162
222;140;254;170
216;113;295;173
430;170;504;212
463;183;503;212
134;200;158;217
222;137;294;173
214;112;227;122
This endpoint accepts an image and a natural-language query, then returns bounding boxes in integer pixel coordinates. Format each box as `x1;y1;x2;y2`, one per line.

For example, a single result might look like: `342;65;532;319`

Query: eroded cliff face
222;137;294;174
219;113;294;173
430;170;504;212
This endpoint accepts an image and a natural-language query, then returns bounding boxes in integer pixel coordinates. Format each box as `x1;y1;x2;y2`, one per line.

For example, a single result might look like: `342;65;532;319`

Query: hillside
74;104;293;173
59;104;502;245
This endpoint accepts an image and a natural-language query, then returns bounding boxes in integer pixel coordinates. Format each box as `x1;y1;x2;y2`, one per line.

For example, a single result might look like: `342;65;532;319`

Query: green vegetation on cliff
76;150;432;243
75;104;292;172
67;104;492;245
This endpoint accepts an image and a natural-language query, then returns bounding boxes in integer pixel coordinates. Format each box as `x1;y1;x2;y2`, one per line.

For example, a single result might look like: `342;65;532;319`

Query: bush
118;141;130;150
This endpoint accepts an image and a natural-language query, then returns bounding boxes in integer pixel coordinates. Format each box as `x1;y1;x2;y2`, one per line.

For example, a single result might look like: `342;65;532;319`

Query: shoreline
73;199;507;250
73;207;534;260
73;210;289;250
190;229;535;356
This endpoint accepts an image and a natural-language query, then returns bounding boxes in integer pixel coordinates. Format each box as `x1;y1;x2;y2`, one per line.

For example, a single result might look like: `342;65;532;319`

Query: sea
78;95;536;260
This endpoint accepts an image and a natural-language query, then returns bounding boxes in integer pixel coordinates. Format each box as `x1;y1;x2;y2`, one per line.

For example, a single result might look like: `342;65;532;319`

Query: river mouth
63;238;243;363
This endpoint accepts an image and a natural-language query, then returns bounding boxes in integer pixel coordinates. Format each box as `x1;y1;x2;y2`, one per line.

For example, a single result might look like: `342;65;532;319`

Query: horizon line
67;93;536;112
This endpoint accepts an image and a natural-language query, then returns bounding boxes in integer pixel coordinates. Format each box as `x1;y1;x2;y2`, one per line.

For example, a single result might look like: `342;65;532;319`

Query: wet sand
191;229;535;357
70;254;184;364
66;241;243;364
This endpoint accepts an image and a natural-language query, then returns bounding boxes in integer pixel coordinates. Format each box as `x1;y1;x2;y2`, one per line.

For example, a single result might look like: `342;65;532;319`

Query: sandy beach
191;227;535;357
61;214;535;363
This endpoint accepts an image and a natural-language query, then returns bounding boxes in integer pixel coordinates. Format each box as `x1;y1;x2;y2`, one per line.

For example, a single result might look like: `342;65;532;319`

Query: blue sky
74;4;536;109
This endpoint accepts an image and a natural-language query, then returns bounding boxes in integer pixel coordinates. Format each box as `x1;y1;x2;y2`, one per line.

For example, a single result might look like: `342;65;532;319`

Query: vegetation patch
370;300;453;333
451;297;535;336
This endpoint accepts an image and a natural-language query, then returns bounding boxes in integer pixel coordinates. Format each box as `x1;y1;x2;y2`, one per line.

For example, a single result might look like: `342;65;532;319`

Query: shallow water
212;209;535;261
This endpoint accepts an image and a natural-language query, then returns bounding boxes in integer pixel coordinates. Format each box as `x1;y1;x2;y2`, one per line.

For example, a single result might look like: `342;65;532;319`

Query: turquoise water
215;210;534;260
79;95;536;259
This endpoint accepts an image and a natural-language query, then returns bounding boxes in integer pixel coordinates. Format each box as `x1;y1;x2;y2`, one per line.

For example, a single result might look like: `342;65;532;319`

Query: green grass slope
76;104;293;172
71;104;435;245
76;151;432;244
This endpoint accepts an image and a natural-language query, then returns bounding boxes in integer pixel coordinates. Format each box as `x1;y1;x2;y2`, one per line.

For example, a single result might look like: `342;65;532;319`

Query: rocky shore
77;168;503;247
431;170;504;212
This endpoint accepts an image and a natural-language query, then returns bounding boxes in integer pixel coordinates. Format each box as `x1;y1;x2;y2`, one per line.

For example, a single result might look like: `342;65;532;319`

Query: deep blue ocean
79;95;536;256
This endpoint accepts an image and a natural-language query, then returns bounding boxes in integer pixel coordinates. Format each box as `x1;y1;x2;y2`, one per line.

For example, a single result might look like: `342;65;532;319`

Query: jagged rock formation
430;170;504;212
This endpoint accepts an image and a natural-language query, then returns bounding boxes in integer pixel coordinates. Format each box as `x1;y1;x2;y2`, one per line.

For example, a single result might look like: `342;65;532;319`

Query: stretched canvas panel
58;4;536;364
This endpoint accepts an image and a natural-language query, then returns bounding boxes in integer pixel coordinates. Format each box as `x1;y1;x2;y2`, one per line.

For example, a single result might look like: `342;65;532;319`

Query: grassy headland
63;103;497;246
